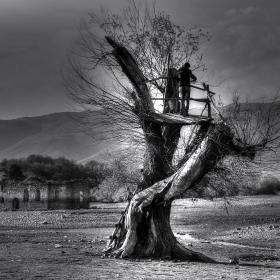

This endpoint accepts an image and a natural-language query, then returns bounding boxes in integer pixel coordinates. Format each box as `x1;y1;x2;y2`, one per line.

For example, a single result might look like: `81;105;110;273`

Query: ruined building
0;177;93;210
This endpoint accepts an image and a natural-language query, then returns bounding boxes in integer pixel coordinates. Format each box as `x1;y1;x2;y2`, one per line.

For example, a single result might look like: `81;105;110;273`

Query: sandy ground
1;196;280;279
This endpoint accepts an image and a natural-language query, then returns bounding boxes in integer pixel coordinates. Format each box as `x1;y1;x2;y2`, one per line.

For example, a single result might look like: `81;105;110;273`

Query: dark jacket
178;66;197;87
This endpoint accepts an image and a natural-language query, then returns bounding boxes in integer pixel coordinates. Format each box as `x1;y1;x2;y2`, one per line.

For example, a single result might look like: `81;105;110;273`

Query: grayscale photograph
0;0;280;279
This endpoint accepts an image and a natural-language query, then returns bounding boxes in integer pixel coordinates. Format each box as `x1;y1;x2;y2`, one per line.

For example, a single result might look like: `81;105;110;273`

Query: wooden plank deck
143;113;212;125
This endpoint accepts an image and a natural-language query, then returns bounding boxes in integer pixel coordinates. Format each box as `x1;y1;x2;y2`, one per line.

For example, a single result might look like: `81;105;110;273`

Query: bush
0;155;107;182
255;175;280;195
91;178;136;202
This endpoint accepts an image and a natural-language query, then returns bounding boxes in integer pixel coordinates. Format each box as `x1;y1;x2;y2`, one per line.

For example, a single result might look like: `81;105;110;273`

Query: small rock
41;221;48;224
54;244;62;248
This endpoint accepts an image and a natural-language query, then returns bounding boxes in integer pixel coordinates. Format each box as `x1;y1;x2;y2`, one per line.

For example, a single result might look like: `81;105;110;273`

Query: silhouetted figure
177;62;197;116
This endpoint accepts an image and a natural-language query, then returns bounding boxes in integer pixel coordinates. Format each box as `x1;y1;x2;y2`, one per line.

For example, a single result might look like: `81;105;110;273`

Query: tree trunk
108;201;212;261
163;68;179;114
106;123;233;261
139;121;168;190
104;37;236;262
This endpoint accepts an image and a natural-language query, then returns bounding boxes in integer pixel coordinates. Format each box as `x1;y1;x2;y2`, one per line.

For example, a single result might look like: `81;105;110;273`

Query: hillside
0;112;121;162
1;102;279;167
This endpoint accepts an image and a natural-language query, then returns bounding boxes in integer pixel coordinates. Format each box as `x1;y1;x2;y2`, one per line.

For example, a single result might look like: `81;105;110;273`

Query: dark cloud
197;2;280;102
0;0;279;118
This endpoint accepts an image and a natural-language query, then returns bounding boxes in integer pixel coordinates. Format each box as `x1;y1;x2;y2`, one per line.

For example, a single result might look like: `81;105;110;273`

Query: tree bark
104;37;235;262
139;121;168;189
163;68;180;114
106;123;233;261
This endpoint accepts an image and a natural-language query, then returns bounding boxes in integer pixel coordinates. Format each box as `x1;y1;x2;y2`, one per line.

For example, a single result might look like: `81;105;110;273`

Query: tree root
105;241;215;262
172;242;215;263
104;194;215;262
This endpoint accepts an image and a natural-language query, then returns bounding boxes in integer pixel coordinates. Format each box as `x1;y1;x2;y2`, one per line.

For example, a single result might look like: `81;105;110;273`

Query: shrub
0;155;106;182
255;174;280;195
91;178;136;202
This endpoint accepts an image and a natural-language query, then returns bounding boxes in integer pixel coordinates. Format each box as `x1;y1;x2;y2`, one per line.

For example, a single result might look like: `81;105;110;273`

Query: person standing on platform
177;62;197;116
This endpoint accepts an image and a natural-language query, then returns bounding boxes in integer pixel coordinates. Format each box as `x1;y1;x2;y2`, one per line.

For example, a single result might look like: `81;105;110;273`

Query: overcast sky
0;0;279;119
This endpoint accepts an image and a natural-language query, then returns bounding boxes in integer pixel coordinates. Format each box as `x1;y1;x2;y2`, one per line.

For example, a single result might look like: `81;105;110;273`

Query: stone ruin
0;177;94;210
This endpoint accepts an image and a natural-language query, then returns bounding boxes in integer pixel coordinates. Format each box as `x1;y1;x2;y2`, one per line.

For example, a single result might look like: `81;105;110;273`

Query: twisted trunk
104;37;236;262
106;124;233;261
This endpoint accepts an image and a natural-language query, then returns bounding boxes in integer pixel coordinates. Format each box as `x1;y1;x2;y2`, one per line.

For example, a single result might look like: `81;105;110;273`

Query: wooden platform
143;113;212;125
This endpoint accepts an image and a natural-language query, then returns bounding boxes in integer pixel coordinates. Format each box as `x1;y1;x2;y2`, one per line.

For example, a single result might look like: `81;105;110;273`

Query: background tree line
0;155;130;183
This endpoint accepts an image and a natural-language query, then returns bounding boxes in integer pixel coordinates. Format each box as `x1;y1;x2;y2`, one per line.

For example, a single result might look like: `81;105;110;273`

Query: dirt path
1;196;280;279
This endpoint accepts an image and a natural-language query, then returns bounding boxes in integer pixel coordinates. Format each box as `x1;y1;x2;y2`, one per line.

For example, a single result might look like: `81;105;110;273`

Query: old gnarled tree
65;1;280;262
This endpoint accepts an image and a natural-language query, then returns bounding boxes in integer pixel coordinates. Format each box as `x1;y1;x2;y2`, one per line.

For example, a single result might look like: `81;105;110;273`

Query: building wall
67;180;91;209
0;179;93;210
0;179;48;210
48;183;69;209
48;180;91;210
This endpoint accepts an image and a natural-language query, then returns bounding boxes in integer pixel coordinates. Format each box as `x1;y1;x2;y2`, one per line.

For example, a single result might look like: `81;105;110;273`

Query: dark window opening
0;197;4;203
35;190;41;201
0;184;3;191
54;190;59;201
23;189;29;202
12;198;19;209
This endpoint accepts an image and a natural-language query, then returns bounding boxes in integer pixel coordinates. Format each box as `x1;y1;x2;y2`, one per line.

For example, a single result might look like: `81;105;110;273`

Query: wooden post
163;53;171;113
206;84;211;118
202;83;211;118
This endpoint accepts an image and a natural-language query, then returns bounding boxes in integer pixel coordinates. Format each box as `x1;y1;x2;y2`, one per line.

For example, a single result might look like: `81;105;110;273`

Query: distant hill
1;102;279;166
0;112;122;162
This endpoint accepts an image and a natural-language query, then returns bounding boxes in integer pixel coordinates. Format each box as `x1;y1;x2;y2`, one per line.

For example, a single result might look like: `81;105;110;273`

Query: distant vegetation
256;174;280;195
0;155;141;200
2;155;279;200
0;155;110;183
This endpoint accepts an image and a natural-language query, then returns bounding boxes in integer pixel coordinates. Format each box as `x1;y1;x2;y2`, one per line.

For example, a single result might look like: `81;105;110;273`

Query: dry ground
1;196;280;279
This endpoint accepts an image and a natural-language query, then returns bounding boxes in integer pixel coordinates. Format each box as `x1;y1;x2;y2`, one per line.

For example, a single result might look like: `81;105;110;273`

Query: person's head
184;62;190;68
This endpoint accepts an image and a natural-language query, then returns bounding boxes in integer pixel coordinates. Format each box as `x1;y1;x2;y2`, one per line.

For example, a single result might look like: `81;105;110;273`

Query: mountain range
0;112;121;163
1;103;279;168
